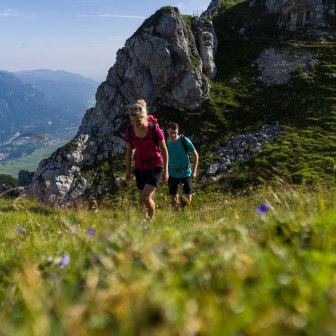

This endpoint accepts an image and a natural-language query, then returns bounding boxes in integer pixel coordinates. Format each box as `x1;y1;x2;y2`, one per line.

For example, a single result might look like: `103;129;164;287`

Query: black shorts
168;176;192;195
134;166;164;190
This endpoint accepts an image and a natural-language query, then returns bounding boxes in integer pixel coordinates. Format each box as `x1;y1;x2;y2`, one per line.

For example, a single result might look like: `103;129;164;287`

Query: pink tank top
124;123;164;169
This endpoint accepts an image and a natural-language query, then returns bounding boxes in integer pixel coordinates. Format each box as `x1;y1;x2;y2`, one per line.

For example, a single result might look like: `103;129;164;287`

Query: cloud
78;14;145;19
0;9;18;17
0;9;37;18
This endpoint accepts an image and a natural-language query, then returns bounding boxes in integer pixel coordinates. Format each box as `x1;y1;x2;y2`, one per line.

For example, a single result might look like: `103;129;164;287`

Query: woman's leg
139;190;148;217
141;184;156;219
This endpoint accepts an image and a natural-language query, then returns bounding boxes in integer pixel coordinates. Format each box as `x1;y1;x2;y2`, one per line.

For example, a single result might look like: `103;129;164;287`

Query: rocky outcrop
254;47;317;85
205;123;284;178
27;135;89;205
18;170;34;187
265;0;327;30
193;17;218;78
27;7;217;207
201;0;221;17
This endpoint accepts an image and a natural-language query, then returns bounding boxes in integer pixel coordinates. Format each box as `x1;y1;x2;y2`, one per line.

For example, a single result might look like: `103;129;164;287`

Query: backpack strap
180;134;189;153
151;122;159;146
127;124;134;148
128;122;159;147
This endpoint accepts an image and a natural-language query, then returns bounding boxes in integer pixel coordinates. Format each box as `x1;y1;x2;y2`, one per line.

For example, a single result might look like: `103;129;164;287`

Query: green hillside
157;0;336;189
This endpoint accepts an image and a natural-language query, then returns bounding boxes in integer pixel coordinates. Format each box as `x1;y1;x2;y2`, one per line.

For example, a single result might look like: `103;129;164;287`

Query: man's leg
168;177;180;211
181;177;193;207
171;194;180;211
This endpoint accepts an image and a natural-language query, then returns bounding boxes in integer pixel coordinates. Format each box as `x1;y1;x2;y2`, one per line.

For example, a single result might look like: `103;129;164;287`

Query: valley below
0;119;79;177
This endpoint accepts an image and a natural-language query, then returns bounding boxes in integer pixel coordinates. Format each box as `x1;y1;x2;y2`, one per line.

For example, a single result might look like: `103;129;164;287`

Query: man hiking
167;122;198;210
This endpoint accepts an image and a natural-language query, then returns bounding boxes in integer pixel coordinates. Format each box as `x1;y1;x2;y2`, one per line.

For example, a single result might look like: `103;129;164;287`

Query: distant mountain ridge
0;71;57;132
14;69;98;85
14;69;99;118
0;70;99;169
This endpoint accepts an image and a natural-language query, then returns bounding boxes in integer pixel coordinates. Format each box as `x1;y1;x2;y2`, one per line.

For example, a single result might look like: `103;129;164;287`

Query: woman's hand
162;170;169;183
126;170;132;181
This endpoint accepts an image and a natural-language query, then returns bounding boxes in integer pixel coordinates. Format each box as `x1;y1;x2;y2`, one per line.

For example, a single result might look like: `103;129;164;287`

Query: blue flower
17;227;27;234
58;254;70;267
87;228;96;236
256;203;270;216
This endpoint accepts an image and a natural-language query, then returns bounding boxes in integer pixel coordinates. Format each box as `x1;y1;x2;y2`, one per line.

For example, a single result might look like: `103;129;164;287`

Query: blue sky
1;0;211;81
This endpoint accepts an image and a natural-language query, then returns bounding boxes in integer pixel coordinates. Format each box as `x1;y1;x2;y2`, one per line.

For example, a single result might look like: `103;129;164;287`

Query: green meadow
1;184;336;335
0;141;68;178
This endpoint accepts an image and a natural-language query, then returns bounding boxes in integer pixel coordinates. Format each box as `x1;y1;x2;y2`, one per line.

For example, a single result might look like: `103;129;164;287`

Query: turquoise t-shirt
168;135;195;178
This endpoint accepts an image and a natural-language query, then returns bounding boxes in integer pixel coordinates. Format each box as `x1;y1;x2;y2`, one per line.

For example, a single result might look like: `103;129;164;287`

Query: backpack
127;114;160;148
179;134;189;153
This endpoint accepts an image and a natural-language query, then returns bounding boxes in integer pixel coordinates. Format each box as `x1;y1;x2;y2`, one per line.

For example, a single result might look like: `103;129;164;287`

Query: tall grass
0;184;336;335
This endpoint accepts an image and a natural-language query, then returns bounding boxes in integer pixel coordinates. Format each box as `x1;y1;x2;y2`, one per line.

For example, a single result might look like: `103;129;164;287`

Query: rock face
265;0;327;30
205;123;284;178
27;7;217;207
254;47;316;85
18;170;34;187
27;135;90;205
193;17;218;79
201;0;221;17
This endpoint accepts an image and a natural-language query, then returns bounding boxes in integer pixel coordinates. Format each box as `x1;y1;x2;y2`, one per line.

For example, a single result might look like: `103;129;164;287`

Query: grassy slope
156;1;336;189
1;186;336;335
210;1;336;186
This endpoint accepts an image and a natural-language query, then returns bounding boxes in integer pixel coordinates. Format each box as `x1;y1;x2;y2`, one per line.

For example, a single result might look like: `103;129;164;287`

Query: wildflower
17;227;27;234
256;203;270;216
144;225;149;230
87;228;96;236
58;254;70;267
70;229;75;234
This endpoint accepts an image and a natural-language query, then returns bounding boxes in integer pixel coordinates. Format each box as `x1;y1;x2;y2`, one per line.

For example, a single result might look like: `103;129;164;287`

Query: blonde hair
129;99;147;117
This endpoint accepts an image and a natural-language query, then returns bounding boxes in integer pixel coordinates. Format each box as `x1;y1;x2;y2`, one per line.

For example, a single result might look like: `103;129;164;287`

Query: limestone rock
205;124;285;178
193;17;218;79
255;47;315;85
265;0;327;30
27;134;90;207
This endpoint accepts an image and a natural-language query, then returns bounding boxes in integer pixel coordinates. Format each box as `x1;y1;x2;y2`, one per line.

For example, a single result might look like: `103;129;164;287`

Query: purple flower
17;227;27;234
256;203;270;216
143;225;149;230
87;228;96;236
58;254;70;267
70;229;75;234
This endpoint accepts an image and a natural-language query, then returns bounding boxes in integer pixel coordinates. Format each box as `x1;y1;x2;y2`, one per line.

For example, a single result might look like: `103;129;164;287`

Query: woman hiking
124;99;168;220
